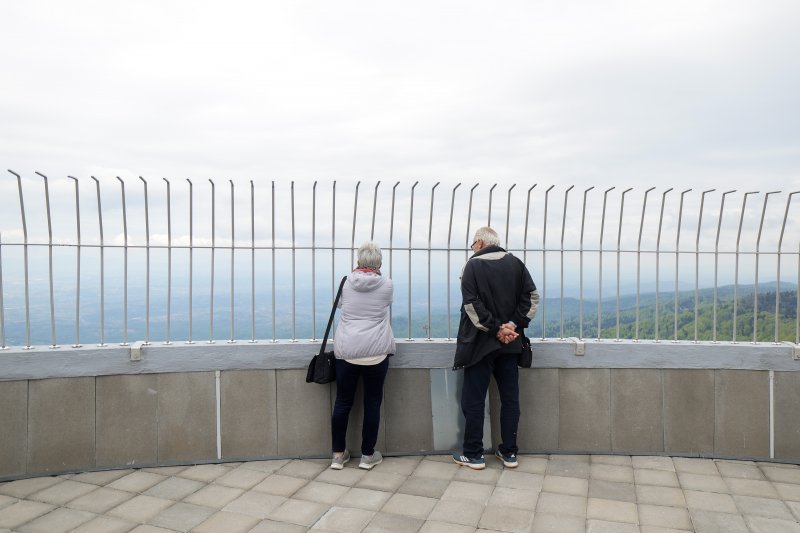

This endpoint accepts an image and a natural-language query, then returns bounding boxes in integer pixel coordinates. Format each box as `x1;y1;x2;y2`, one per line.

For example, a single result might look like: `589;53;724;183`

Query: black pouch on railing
518;335;532;368
306;276;347;384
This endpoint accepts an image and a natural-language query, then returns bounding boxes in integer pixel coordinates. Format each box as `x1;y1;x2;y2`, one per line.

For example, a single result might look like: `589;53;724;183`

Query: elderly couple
330;226;539;471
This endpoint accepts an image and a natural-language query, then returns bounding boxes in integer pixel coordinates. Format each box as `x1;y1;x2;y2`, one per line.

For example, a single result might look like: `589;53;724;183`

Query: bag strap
319;276;348;356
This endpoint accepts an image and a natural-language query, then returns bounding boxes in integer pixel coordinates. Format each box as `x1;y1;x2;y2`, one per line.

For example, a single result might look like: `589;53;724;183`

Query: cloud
2;0;800;249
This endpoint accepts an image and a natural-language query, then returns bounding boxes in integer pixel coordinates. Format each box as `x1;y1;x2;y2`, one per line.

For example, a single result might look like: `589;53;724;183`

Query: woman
330;241;395;470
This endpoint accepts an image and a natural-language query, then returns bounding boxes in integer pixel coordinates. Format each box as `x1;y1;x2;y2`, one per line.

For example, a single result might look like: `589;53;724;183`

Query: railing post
712;190;736;343
116;176;129;346
753;191;781;343
331;181;336;307
560;185;574;340
229;180;236;344
139;176;151;345
186;179;194;344
272;180;277;342
0;232;5;349
389;182;399;323
505;184;516;247
674;189;692;343
208;179;216;344
91;176;106;346
523;185;537;266
616;188;633;342
694;189;715;343
578;186;594;340
733;191;758;343
408;181;419;340
542;185;554;340
465;184;479;263
654;188;673;343
775;191;799;344
597;187;615;341
290;181;296;342
427;182;440;340
351;181;360;269
371;181;381;241
311;181;317;341
446;183;461;340
35;172;58;348
635;187;655;342
487;184;497;226
250;180;256;343
68;176;82;348
9;170;31;349
164;178;172;345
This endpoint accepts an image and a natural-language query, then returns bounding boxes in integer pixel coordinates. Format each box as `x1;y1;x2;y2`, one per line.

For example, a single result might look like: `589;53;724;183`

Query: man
452;226;538;470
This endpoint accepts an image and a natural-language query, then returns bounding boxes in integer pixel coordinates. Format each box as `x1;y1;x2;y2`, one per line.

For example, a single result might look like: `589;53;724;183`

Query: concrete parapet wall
1;340;799;480
489;368;789;461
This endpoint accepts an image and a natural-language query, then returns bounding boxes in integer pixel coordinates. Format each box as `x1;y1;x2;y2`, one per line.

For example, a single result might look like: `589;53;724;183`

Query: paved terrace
1;454;800;533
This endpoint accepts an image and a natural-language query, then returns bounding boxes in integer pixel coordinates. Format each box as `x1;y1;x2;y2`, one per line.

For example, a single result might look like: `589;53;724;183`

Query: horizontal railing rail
1;172;799;350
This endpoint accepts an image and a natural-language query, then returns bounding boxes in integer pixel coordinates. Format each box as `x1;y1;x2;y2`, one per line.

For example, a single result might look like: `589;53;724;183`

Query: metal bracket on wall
785;342;800;360
567;337;586;356
130;341;145;362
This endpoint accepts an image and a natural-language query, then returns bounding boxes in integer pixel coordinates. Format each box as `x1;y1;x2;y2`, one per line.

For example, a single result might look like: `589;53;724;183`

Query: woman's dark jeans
332;357;389;456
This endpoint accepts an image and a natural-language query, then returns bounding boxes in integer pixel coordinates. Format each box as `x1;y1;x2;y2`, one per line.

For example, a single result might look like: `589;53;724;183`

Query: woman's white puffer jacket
333;271;396;359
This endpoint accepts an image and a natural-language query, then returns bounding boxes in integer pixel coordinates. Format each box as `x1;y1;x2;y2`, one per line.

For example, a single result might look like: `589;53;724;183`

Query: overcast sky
4;1;800;346
2;0;799;188
2;0;800;258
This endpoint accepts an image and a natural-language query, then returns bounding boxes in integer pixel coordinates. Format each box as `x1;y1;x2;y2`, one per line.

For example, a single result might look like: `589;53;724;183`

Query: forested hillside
528;286;798;342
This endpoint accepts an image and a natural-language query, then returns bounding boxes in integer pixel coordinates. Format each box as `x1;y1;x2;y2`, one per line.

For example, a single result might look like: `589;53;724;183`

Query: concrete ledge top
1;338;799;381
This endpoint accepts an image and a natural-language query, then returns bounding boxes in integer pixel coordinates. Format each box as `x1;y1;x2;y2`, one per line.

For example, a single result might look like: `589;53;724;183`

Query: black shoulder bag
306;276;347;384
518;335;532;368
516;257;533;368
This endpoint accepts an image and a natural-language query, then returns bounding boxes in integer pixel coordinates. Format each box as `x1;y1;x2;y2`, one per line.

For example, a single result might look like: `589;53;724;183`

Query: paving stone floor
2;454;800;532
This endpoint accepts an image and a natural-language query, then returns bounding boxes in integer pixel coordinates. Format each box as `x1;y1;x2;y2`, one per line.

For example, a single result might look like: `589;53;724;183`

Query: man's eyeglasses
470;240;479;250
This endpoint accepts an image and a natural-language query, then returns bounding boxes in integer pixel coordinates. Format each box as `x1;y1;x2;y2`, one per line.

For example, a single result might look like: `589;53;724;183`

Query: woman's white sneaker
359;450;383;469
331;450;351;470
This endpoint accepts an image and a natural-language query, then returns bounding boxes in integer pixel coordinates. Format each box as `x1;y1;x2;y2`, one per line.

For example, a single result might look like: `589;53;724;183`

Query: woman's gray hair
357;241;383;269
474;227;500;247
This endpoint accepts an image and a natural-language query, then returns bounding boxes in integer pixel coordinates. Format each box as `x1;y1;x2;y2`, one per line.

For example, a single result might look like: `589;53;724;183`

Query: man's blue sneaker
494;449;518;468
452;452;486;470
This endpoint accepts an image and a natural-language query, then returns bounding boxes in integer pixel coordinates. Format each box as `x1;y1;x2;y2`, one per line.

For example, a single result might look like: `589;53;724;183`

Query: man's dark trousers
461;350;520;458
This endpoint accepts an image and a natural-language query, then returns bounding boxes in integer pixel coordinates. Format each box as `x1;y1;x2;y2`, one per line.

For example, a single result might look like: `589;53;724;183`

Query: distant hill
392;283;798;342
526;283;798;342
1;280;796;345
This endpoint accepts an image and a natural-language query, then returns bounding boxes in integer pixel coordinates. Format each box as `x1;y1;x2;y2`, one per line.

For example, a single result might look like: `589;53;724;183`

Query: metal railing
1;172;799;349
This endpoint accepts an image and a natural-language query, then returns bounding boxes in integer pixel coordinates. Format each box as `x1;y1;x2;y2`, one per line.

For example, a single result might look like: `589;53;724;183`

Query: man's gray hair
474;227;500;247
357;241;383;268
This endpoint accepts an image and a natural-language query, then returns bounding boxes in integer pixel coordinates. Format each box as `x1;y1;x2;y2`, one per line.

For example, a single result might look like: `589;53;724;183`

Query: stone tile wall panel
559;369;611;452
663;369;715;455
157;372;217;463
276;369;332;456
774;371;800;461
96;374;158;467
611;369;664;453
0;380;28;478
221;370;278;459
715;370;769;458
27;377;95;474
383;369;433;452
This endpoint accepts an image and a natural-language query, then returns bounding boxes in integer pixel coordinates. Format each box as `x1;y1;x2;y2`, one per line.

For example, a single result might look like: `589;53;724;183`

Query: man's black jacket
453;245;539;370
